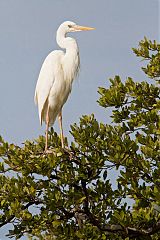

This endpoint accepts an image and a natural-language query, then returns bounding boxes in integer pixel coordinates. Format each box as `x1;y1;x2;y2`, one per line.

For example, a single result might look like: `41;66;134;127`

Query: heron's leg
58;111;64;148
45;106;50;152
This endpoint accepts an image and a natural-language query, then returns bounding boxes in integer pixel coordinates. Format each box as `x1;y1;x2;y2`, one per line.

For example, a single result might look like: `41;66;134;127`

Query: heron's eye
68;25;72;28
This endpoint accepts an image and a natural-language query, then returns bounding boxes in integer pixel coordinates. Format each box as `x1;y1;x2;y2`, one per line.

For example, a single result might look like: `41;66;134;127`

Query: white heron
34;21;94;152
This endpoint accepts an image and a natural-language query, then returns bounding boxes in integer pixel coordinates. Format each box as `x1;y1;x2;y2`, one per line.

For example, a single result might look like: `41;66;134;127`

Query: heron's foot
42;146;73;159
45;149;53;154
43;148;56;156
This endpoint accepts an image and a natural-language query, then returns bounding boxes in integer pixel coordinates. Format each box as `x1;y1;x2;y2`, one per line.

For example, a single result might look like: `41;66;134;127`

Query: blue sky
0;0;159;238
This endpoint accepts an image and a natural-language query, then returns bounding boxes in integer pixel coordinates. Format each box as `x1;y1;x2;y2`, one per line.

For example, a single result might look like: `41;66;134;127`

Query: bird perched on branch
34;21;95;152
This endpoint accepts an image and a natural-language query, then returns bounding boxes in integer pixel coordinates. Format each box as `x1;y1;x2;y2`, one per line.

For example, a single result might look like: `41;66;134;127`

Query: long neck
56;29;80;84
56;27;78;50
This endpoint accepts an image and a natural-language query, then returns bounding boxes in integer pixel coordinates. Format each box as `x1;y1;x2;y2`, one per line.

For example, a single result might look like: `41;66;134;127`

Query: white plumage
34;21;94;151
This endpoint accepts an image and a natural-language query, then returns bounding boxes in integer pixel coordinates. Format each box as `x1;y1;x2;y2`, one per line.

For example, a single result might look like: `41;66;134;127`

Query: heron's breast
48;78;71;110
63;50;80;85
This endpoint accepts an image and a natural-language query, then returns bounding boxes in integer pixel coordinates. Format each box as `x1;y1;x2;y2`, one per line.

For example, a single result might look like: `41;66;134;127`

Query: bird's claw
43;148;56;156
45;149;53;154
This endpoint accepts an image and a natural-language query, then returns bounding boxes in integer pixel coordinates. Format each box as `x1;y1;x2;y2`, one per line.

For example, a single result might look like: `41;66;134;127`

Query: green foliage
0;38;160;239
133;37;160;81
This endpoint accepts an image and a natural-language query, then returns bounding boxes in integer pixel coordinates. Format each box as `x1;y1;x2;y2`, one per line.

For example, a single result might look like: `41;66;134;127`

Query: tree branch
0;200;42;228
80;180;160;237
0;215;15;228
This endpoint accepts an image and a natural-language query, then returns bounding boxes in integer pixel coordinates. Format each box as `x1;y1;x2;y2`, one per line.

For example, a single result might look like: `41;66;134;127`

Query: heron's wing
34;50;64;124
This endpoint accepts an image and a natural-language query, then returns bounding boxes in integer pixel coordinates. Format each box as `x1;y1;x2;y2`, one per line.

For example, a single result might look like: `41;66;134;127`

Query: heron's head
59;21;95;33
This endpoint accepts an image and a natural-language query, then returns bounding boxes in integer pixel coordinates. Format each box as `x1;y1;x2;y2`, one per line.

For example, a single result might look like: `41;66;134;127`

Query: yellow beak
73;25;95;31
